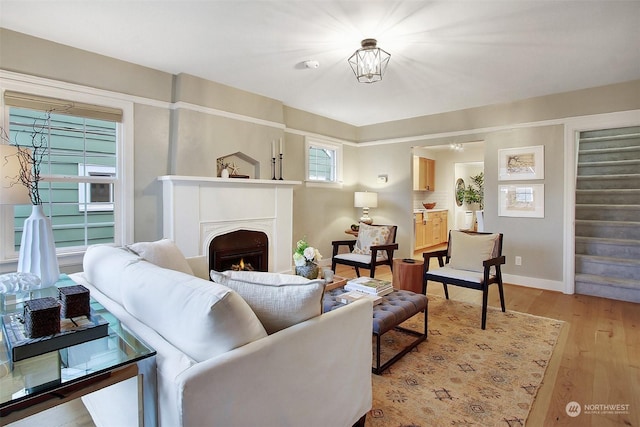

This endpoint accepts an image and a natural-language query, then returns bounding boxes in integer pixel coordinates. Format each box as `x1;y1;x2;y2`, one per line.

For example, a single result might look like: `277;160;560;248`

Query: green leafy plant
463;172;484;209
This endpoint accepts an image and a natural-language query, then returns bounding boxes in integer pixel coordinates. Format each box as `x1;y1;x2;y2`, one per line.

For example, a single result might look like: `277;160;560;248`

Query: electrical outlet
515;256;522;266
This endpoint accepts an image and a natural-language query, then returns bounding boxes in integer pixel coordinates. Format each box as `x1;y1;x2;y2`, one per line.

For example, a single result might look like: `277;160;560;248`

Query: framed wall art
498;184;544;218
498;145;544;180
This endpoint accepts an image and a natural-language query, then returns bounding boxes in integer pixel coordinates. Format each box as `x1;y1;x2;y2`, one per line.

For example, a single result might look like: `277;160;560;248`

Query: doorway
410;142;484;254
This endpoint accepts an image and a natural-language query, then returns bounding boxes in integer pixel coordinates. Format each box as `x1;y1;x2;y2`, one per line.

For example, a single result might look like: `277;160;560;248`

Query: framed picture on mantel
498;145;544;181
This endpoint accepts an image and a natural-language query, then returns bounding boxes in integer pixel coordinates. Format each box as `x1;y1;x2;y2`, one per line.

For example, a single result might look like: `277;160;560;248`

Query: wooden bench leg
372;309;428;375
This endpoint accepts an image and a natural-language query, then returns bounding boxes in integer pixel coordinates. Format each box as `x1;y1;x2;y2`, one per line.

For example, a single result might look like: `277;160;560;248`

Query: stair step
576;236;640;258
576;174;640;190
576;204;640;221
575;220;640;240
575;273;640;303
578;145;640;162
575;254;640;280
575;189;640;204
577;159;640;176
579;132;640;150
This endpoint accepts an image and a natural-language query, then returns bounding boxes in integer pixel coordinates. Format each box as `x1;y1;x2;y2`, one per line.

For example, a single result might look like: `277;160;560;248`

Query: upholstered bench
324;289;428;374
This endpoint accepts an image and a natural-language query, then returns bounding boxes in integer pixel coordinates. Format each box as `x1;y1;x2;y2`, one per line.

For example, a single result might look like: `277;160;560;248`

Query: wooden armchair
422;230;506;329
331;224;398;278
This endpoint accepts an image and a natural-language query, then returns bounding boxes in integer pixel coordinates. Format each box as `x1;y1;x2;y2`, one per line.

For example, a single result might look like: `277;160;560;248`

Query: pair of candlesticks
271;154;284;180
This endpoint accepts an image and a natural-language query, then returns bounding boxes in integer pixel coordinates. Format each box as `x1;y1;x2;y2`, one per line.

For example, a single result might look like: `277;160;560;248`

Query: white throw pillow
83;245;142;305
448;231;500;273
210;270;326;334
353;223;392;257
122;261;267;363
127;239;194;275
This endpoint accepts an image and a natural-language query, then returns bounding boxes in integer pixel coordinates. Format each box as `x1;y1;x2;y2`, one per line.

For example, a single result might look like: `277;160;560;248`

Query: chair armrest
422;249;448;271
331;239;357;256
483;255;506;268
370;243;399;263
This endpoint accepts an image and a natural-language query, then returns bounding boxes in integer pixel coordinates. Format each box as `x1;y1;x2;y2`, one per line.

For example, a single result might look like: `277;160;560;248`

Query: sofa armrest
176;299;373;427
186;255;209;280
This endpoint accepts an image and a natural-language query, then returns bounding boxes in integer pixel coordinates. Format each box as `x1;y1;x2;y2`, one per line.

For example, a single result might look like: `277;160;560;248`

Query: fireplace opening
209;230;268;272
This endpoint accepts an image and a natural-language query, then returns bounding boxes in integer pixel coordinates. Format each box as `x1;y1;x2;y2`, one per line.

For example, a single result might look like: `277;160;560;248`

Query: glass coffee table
0;275;156;426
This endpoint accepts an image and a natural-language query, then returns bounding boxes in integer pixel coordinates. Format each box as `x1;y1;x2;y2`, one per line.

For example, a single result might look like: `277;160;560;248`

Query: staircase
574;126;640;303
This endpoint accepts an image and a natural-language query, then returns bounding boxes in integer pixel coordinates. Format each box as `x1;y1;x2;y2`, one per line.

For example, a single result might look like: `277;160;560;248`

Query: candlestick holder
271;157;277;180
278;153;284;180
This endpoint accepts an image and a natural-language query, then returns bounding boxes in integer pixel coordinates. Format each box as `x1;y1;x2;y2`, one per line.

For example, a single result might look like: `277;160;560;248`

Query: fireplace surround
159;175;300;273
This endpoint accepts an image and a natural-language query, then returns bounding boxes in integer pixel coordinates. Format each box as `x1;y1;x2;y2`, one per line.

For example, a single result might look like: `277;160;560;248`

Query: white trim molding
562;109;640;295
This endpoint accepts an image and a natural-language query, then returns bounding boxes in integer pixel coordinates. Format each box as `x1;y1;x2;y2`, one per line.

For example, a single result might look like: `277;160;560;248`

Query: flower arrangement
293;238;322;267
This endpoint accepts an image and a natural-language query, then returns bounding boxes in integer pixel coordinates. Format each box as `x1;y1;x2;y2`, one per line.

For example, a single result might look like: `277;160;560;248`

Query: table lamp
354;191;378;225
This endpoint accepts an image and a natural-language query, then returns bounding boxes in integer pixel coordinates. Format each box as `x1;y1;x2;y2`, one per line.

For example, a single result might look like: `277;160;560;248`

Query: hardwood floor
336;260;639;427
9;262;637;426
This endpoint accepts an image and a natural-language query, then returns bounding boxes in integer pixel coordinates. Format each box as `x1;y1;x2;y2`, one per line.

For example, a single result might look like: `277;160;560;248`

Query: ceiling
1;1;639;127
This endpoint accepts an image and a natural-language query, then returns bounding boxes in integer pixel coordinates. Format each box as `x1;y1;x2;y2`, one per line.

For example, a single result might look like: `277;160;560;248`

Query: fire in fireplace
209;230;268;272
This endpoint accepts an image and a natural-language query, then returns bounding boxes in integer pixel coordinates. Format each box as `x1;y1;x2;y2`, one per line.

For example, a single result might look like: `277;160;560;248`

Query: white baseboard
503;273;567;294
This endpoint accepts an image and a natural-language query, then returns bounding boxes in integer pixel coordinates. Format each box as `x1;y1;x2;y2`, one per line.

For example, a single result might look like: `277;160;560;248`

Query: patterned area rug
367;295;564;427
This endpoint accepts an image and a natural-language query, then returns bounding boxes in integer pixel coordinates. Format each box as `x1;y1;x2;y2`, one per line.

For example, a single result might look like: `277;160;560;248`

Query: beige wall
1;28;639;290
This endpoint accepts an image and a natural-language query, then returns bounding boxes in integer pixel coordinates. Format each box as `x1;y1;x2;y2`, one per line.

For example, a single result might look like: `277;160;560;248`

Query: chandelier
348;38;391;83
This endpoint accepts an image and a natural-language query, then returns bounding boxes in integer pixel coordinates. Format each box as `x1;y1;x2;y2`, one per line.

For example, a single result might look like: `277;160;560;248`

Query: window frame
0;77;134;270
78;163;117;212
304;136;343;186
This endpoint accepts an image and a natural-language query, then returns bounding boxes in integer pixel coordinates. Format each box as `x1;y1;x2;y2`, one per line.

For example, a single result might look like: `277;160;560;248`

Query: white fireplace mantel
159;175;301;273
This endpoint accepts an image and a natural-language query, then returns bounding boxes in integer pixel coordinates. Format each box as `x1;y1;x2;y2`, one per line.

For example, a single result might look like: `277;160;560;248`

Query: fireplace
210;230;268;272
159;175;300;273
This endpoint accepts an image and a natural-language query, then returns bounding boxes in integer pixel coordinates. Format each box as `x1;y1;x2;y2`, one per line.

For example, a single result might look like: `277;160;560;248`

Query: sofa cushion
210;270;326;334
448;231;500;273
121;261;267;362
83;245;142;305
127;239;194;275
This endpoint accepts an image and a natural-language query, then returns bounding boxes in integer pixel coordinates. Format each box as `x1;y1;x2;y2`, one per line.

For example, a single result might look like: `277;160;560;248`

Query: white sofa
69;244;373;427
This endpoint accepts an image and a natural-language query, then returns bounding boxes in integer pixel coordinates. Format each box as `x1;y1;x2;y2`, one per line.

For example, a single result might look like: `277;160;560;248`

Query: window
0;87;132;264
78;164;116;212
305;137;342;184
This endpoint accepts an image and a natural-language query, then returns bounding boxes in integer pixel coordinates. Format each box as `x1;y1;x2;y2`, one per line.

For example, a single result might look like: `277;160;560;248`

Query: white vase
476;210;485;232
18;205;60;287
221;168;230;179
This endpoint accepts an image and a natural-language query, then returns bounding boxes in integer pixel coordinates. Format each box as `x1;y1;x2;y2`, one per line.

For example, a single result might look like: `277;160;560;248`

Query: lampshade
354;191;378;208
0;144;30;205
348;38;391;83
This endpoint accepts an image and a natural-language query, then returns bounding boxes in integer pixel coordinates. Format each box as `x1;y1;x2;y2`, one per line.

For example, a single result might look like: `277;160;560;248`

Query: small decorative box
58;285;90;318
24;297;61;338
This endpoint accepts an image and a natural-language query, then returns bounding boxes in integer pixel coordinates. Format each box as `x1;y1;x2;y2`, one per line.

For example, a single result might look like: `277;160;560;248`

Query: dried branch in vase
1;111;53;205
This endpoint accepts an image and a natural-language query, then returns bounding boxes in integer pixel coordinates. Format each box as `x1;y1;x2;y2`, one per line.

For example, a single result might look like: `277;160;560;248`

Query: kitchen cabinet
412;156;436;191
414;210;448;250
415;214;426;248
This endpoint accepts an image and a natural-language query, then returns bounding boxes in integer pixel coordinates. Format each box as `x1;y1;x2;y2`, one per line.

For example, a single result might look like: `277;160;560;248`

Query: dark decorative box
24;297;61;338
58;285;90;318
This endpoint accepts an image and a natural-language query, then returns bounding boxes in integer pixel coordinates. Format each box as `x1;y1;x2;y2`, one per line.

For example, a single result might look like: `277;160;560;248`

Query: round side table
392;258;424;294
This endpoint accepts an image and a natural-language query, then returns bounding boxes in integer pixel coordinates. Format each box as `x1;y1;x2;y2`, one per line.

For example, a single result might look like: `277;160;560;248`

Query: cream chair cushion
448;231;500;273
352;223;392;259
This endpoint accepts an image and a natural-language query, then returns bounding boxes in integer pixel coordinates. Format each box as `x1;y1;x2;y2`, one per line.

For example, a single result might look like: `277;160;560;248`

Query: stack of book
336;291;383;306
344;277;393;297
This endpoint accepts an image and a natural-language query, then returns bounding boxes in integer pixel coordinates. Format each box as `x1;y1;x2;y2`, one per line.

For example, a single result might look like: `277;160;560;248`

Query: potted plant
293;237;322;279
1;111;60;286
463;172;484;210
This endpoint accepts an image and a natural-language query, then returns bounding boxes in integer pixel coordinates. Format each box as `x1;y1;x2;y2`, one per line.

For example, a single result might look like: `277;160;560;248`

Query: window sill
304;180;343;189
